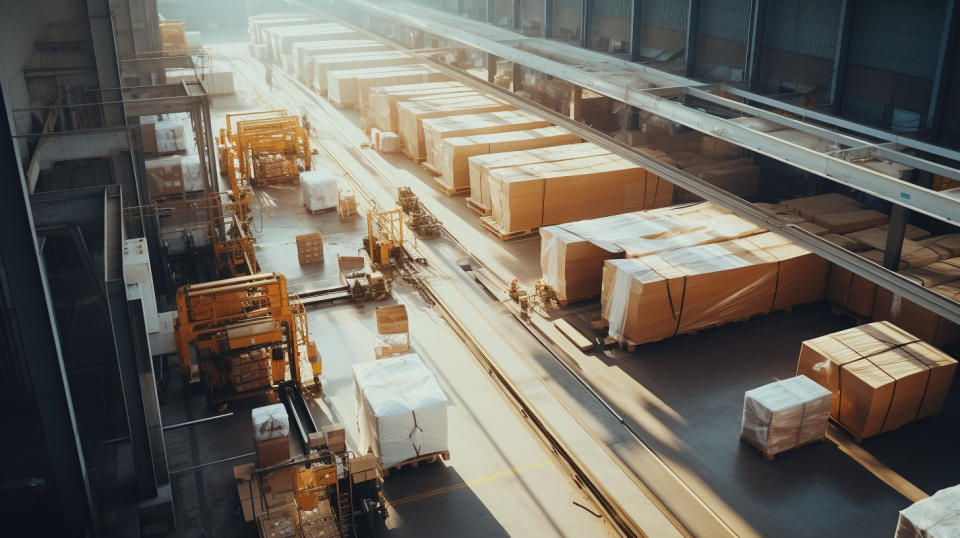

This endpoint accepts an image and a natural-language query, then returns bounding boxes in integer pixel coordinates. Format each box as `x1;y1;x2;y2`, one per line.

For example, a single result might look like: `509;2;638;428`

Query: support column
487;53;498;84
927;0;958;137
630;0;643;61
830;0;855;114
511;62;523;92
685;0;700;77
746;0;767;90
571;87;584;121
544;0;554;38
882;205;909;270
487;0;496;23
512;0;521;30
580;0;593;48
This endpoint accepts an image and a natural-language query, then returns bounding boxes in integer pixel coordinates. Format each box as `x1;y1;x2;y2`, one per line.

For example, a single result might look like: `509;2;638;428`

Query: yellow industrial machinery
173;273;312;400
363;207;404;269
222;110;311;185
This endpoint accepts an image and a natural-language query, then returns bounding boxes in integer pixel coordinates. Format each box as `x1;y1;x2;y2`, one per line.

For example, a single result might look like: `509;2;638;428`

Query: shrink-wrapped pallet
300;166;340;212
740;375;832;459
294;40;389;84
896;484;960;538
310;51;414;92
268;24;359;60
155;118;188;154
327;65;446;108
421;110;550;173
353;354;449;467
367;82;472;133
252;403;291;467
397;94;514;161
180;155;204;193
467;142;609;215
145;156;184;199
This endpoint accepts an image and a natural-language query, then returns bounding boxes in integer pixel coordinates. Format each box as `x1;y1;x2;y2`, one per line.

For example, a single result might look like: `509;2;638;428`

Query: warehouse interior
1;0;959;536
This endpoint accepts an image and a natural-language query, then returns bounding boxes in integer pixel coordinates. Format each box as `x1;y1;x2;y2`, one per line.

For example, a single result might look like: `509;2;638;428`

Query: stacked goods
180;155;204;193
540;203;765;301
230;349;273;392
396;94;514;161
258;154;299;180
248;15;322;45
812;209;888;234
300;167;340;212
895;484;960;538
378;132;400;153
467;142;611;215
420;110;550;176
293;40;390;84
296;233;324;265
311;51;414;92
739;375;832;459
145;156;185;199
141;116;190;155
845;227;943;269
234;463;296;523
602;233;830;344
701;136;740;159
367;82;472;132
484;153;669;238
781;193;863;219
267;24;359;61
680;157;761;198
374;305;410;359
327;65;447;108
872;285;960;348
160;20;188;52
348;454;380;483
353;354;449;467
338;189;358;218
252;403;291;467
438;127;580;194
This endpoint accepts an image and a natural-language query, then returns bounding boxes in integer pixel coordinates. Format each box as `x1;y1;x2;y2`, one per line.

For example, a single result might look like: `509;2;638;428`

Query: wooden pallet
740;434;826;461
378;450;450;477
433;178;470;197
466;198;489;216
479;216;537;241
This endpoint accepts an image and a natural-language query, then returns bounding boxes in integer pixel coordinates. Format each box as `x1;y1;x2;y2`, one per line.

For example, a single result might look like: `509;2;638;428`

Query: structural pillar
630;0;643;61
580;0;593;48
487;53;498;84
746;0;767;90
882;205;909;270
685;0;700;77
544;0;554;38
571;87;584;121
927;0;958;138
830;0;855;114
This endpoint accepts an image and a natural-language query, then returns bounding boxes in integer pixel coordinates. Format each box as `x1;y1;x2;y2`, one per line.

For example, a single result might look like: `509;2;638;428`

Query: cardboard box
396;94;514;160
367;82;472;132
903;341;958;419
421;110;550;171
782;193;862;220
257;501;299;538
256;437;291;468
321;423;345;452
327;64;446;108
307;432;326;450
293;40;389;84
310;50;414;92
812;209;888;234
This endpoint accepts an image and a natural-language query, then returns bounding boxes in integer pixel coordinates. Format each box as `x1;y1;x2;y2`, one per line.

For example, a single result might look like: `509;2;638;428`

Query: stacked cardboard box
467;143;611;215
310;51;414;92
267;24;359;62
231;349;273;392
293;40;390;84
420;110;550;176
296;234;324;265
740;375;832;459
160;20;188;52
796;322;957;440
248;15;322;45
258;154;299;180
348;454;380;483
252;403;291;467
145;156;185;199
153;117;189;155
327;65;447;108
895;484;960;538
234;463;296;523
367;82;472;132
374;305;410;359
396;94;514;161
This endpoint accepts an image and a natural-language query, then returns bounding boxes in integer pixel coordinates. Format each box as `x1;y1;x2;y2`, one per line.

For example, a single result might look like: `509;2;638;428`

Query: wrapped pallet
180;155;204;193
311;51;414;92
248;14;322;45
396;94;514;161
300;166;340;212
439;127;580;196
145;156;184;199
353;354;449;467
796;322;957;440
269;24;359;61
421;110;550;175
367;82;472;132
155;117;188;154
896;484;960;538
740;375;832;459
467;143;610;215
294;40;389;84
252;403;291;467
327;65;446;108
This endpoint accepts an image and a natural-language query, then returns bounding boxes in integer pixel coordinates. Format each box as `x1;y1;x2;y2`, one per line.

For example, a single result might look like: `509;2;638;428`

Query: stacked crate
231;348;273;392
296;233;324;265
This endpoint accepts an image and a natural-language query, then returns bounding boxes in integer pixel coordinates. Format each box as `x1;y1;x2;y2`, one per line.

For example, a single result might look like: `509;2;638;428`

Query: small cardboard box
322;423;346;452
307;432;326;449
256;436;290;468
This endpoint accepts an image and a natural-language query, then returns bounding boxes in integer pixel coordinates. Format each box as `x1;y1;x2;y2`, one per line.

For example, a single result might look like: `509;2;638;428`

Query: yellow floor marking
827;426;928;503
386;460;551;507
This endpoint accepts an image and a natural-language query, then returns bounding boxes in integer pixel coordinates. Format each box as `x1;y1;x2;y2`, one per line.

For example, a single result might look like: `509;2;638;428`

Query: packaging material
438;127;580;193
812;209;889;234
292;40;387;83
160;20;188;52
782;193;863;220
145;156;184;199
922;234;960;257
300;501;339;538
872;287;960;348
326;64;446;108
267;24;359;60
296;233;324;265
467;142;610;215
374;305;409;358
257;502;299;538
230;349;273;392
253;403;291;466
796;322;957;440
396;94;514;161
701;136;740;159
374;333;410;359
155;118;188;154
740;375;832;459
300;166;340;212
353;354;448;467
321;423;345;452
180;155;204;193
304;47;400;88
895;484;960;538
378;132;400;153
367;81;472;132
421;110;550;173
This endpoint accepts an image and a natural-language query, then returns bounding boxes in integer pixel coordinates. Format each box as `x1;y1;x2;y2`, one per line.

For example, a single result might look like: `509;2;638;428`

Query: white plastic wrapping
300;166;341;212
251;403;290;442
353;354;448;467
155;118;188;153
896;484;960;538
740;375;832;458
180;154;203;193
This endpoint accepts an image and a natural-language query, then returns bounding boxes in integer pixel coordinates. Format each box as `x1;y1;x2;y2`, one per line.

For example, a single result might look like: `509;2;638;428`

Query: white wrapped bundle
180;154;204;193
740;375;832;459
155;118;187;153
251;403;290;442
353;354;448;467
896;484;960;538
300;166;340;212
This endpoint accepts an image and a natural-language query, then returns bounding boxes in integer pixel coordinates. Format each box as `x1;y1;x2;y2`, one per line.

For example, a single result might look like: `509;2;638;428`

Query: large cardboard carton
903;341;958;419
812;209;888;234
309;50;411;91
782;193;863;219
487;166;545;233
601;257;686;344
421;110;550;173
367;82;472;132
327;65;445;108
396;94;514;160
294;40;389;84
540;154;648;226
743;232;829;309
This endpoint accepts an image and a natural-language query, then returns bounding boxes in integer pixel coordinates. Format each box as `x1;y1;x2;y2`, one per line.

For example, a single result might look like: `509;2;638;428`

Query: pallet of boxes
230;348;274;393
353;354;449;477
797;321;957;442
896;484;960;537
234;404;296;534
373;305;410;359
739;375;833;460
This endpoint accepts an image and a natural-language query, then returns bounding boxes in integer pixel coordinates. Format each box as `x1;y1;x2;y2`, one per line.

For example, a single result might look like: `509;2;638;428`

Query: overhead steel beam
629;0;643;62
544;0;554;38
684;0;699;77
23;128;137;193
830;0;855;114
928;0;958;137
745;0;767;90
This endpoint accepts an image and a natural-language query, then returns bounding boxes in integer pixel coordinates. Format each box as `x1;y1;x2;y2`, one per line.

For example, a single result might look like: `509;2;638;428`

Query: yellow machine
364;208;404;268
221;110;311;185
173;273;313;400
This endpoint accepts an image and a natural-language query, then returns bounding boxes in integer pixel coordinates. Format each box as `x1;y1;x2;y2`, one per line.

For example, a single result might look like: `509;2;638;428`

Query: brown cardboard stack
268;24;359;61
327;65;447;108
145;156;185;199
258;502;300;538
310;51;414;92
160;20;188;52
872;287;960;348
420;110;550;176
321;423;345;452
300;500;339;538
252;404;291;467
296;233;324;265
374;305;410;359
234;463;296;523
781;193;863;220
396;94;514;161
230;348;273;392
348;453;380;483
259;154;299;179
680;158;761;198
796;322;957;440
895;484;960;538
293;40;391;85
438;127;581;193
740;375;833;459
367;82;472;132
701;136;740;159
843;227;943;269
467;142;611;215
812;209;889;234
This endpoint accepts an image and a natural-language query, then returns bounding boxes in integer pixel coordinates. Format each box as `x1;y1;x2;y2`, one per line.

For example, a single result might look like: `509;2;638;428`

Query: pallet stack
296;233;324;265
740;375;832;460
230;348;273;392
397;94;514;161
328;64;446;108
